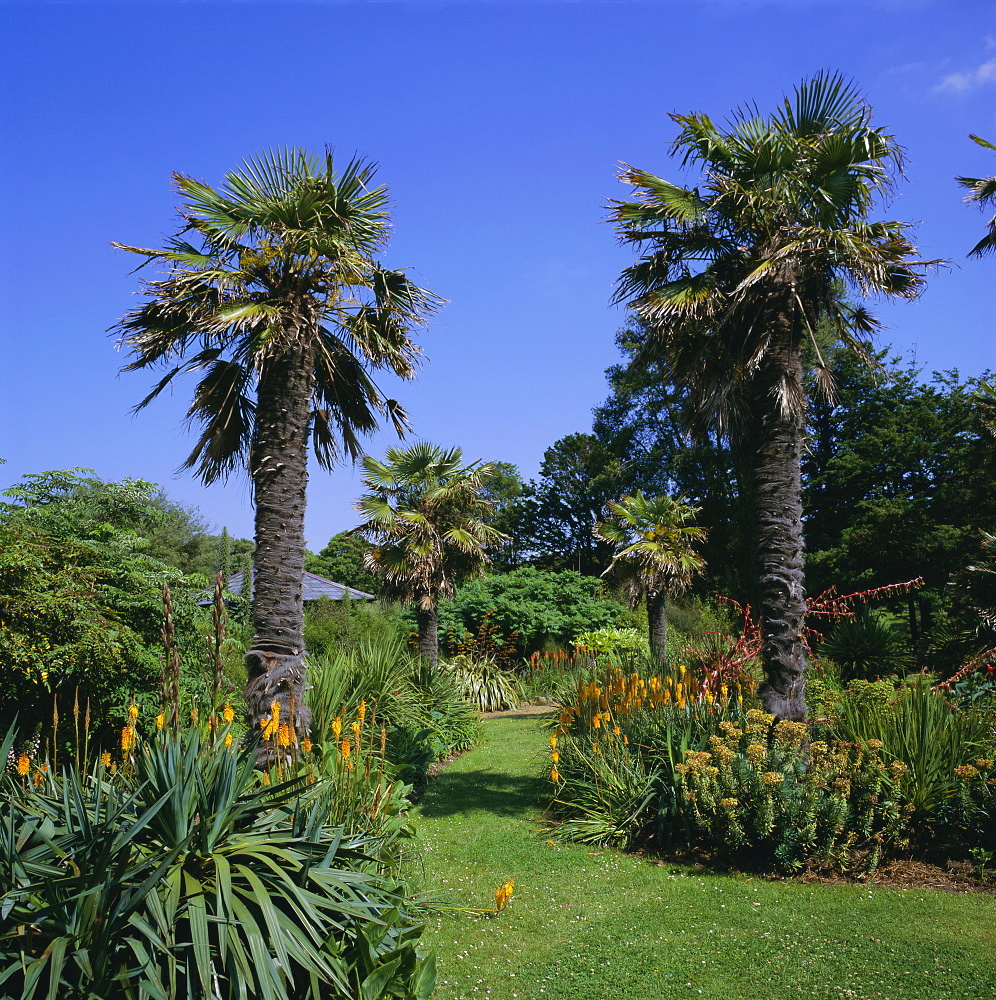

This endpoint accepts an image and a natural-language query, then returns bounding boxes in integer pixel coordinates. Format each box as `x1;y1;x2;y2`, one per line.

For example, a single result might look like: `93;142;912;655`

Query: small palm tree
595;492;707;662
958;134;996;257
114;149;440;742
354;443;507;667
610;73;932;719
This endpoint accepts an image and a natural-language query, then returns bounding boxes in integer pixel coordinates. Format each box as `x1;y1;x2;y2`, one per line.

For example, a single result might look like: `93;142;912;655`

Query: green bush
304;596;402;658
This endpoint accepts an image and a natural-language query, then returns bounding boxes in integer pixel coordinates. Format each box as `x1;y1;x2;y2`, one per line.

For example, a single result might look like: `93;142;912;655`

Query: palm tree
609;73;932;720
354;443;507;667
113;149;440;743
958;134;996;257
595;492;707;662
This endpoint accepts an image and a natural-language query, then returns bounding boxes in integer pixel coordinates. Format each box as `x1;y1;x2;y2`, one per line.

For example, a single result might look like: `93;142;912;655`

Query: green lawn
413;714;996;1000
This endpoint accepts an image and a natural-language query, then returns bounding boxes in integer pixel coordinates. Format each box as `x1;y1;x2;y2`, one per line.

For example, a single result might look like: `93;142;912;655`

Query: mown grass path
414;714;995;1000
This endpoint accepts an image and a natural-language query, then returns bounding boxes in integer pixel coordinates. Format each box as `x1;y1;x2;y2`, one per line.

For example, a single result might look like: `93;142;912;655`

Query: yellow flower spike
16;755;29;776
33;769;44;788
190;708;198;725
549;734;557;749
128;704;139;723
99;752;111;768
121;726;135;753
302;737;312;754
332;717;342;739
155;712;165;731
494;879;515;912
224;731;233;747
623;734;629;745
270;700;281;724
551;751;559;764
551;766;560;783
351;720;361;737
592;715;601;729
223;704;235;725
278;724;293;748
679;665;686;676
358;699;367;722
261;772;271;786
613;725;621;736
720;684;729;700
340;738;351;761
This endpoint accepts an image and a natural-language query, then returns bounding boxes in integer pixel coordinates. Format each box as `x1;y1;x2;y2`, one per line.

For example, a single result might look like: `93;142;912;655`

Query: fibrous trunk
243;335;314;760
647;589;668;663
416;603;439;669
753;340;809;722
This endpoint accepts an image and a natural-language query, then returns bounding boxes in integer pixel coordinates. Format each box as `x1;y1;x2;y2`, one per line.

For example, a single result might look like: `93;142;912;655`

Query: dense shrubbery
548;662;996;872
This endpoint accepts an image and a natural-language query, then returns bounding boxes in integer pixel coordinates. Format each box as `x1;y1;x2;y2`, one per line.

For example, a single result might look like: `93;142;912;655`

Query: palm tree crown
610;73;932;719
354;443;507;667
595;492;707;661
114;149;440;746
958;134;996;258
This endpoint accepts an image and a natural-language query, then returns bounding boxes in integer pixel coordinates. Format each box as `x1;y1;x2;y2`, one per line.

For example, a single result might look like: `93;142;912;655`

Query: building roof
199;570;375;604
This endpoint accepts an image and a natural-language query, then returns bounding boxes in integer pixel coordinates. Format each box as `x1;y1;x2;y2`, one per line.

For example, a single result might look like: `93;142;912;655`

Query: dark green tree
114;149;439;740
514;433;625;576
610;73;930;719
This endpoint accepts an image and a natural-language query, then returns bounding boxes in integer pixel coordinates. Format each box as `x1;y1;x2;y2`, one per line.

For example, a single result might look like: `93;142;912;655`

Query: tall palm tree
113;149;440;743
958;134;996;257
595;492;707;662
609;73;932;720
354;443;507;667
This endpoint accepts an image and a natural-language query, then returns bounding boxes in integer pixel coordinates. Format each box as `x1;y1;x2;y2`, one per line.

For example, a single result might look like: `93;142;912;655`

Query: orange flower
99;752;111;768
302;737;312;754
340;738;351;761
223;704;235;724
16;755;29;776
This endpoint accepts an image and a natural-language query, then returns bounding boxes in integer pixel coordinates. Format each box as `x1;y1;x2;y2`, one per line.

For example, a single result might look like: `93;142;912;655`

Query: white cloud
935;58;996;93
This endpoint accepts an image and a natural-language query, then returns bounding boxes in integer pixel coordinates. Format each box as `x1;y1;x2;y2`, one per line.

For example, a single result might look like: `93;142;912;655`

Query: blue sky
2;0;994;548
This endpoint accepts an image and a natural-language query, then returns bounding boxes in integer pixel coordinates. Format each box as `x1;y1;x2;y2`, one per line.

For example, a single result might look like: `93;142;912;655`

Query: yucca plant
0;726;435;1000
440;655;520;713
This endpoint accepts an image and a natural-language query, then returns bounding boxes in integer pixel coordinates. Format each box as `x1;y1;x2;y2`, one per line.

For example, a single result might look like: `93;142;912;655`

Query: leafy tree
0;471;203;732
354;443;506;667
595;492;707;661
610;73;929;720
114;149;439;740
513;433;625;575
305;531;380;593
958;134;996;257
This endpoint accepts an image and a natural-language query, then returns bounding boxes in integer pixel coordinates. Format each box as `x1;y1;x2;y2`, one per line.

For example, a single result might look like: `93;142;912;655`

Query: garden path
414;714;996;1000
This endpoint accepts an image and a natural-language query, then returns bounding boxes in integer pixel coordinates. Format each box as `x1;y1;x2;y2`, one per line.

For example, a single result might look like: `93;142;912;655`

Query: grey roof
199;570;375;604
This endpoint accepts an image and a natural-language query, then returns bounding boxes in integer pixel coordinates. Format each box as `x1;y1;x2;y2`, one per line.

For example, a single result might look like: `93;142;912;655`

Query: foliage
432;566;625;656
0;726;435;1000
306;635;482;786
825;675;992;824
303;595;402;659
816;609;910;681
306;531;381;595
441;655;521;713
573;627;647;657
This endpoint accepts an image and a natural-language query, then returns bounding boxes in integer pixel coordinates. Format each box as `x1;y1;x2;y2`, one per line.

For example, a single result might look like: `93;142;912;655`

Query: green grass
413;714;996;1000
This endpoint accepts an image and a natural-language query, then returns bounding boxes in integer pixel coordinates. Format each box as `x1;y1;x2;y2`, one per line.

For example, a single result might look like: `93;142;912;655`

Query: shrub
673;712;907;871
573;627;648;658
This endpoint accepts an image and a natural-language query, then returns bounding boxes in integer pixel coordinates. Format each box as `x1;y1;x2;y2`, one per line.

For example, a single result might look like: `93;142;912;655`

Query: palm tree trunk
243;336;315;754
416;602;440;669
753;338;809;722
647;589;668;663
